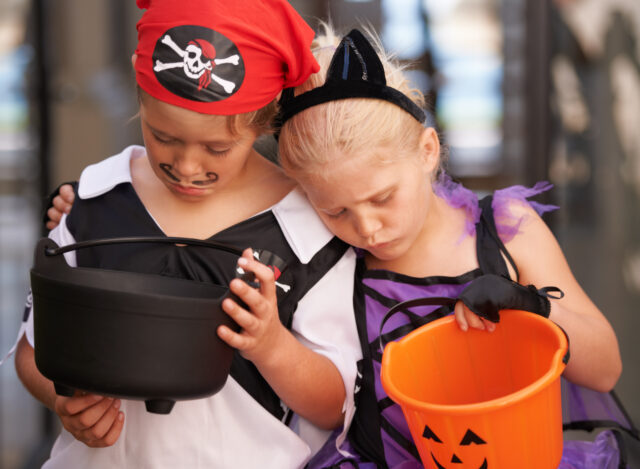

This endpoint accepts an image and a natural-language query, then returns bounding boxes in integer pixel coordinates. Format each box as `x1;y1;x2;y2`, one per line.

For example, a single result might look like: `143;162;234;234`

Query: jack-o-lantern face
422;425;488;469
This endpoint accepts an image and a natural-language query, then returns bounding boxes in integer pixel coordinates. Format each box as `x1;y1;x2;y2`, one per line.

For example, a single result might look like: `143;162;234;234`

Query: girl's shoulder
491;181;558;243
433;174;558;243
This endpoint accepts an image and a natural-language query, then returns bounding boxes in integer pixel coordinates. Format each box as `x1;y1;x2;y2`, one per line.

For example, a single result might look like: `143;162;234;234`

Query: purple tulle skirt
308;430;623;468
560;432;621;469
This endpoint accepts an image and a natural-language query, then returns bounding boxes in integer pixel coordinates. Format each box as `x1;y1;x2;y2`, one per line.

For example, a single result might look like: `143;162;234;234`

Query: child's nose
173;149;202;177
354;213;381;238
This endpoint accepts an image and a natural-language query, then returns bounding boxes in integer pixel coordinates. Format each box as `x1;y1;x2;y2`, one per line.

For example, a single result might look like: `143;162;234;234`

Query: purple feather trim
492;181;559;242
432;172;480;238
433;174;558;243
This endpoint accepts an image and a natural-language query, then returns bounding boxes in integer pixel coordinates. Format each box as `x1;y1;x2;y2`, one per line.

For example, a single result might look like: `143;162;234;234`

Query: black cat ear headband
277;29;426;126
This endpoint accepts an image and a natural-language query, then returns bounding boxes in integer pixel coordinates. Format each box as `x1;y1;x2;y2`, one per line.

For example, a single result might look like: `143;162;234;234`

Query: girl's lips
368;240;392;250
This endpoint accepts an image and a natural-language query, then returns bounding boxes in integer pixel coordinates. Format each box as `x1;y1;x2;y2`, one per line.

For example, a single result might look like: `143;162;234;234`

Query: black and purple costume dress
308;177;638;469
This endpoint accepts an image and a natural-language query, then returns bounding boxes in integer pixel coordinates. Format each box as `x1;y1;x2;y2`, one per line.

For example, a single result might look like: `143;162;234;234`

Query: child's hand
218;248;285;366
46;184;75;230
53;391;124;447
455;274;557;332
454;300;496;332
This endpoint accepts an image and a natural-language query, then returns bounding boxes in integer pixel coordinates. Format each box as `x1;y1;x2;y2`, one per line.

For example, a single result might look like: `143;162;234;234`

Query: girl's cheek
333;221;355;244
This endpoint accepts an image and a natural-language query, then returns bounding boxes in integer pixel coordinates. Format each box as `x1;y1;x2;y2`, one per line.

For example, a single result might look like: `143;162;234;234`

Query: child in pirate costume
11;2;361;468
275;27;625;468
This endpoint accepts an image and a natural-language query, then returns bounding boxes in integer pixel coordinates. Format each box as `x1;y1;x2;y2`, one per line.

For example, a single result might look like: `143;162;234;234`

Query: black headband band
277;29;426;126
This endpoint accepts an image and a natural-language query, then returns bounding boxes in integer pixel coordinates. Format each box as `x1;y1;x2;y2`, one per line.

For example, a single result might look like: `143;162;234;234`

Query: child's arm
459;202;622;392
510;204;621;392
218;249;346;430
14;334;125;447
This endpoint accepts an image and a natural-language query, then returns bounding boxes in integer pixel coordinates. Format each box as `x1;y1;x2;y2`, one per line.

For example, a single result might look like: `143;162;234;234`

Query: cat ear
277;29;425;128
325;29;386;86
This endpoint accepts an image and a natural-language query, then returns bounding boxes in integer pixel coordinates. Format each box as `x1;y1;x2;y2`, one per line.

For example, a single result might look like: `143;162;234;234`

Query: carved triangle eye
460;429;486;446
422;424;442;443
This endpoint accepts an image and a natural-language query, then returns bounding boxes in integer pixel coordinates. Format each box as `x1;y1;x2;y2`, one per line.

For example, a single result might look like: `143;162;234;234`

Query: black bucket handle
43;236;245;257
378;296;456;353
36;236;275;297
379;296;571;366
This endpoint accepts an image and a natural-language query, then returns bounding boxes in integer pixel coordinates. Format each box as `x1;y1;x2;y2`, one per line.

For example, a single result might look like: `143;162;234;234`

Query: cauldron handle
42;236;244;257
37;236;286;293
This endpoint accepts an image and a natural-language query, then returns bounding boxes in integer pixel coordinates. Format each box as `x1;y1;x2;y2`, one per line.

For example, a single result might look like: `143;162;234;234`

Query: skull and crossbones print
151;25;245;101
154;34;240;93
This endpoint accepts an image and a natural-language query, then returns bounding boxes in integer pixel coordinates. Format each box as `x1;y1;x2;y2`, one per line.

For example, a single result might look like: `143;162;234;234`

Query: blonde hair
278;24;430;178
229;98;279;135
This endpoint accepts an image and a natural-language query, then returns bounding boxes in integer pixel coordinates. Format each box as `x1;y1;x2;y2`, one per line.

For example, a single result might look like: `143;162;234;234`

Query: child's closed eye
325;208;346;219
205;146;230;157
152;132;176;145
372;192;393;206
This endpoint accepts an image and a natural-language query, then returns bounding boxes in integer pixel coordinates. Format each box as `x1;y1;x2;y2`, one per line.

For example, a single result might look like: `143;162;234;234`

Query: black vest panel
66;182;349;420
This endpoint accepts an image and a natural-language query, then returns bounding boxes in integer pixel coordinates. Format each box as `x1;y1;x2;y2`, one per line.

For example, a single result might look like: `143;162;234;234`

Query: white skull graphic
153;34;240;94
184;43;213;79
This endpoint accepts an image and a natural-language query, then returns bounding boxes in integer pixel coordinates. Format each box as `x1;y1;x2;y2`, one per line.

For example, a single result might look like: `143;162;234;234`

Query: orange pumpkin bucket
380;309;569;469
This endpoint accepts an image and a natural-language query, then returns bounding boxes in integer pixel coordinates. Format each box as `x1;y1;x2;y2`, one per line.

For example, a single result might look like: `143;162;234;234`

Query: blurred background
0;0;638;467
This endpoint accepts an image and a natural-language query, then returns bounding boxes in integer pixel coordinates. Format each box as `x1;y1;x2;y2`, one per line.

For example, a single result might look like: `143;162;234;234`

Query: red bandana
135;0;319;115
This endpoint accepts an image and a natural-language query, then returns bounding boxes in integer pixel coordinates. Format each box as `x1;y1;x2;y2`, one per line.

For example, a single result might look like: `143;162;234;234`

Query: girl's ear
419;127;440;173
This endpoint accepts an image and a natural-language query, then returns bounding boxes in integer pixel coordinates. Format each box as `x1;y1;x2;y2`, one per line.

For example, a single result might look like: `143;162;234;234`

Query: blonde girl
277;26;621;468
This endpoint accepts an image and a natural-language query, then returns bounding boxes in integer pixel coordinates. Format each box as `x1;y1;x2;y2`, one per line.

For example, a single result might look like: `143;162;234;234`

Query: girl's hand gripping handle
457;274;563;323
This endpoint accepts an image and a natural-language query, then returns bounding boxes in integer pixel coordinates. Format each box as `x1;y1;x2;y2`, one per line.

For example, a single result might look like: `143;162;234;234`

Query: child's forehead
303;154;397;191
141;96;251;140
326;145;407;168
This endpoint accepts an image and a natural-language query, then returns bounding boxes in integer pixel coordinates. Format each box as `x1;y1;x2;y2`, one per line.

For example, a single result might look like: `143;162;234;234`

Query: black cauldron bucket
30;236;245;414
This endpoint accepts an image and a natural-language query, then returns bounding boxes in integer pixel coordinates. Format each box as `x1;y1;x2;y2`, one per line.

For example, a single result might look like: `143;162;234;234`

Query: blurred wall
548;0;640;425
46;0;141;188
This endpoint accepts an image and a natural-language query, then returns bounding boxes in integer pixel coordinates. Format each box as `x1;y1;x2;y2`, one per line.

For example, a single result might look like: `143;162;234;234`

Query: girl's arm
506;203;622;392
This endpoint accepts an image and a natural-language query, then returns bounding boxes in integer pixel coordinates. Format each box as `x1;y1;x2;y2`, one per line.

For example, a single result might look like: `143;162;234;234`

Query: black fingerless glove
458;274;562;323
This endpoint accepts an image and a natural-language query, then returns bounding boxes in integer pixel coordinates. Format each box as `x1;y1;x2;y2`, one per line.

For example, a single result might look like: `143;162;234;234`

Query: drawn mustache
159;163;219;185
